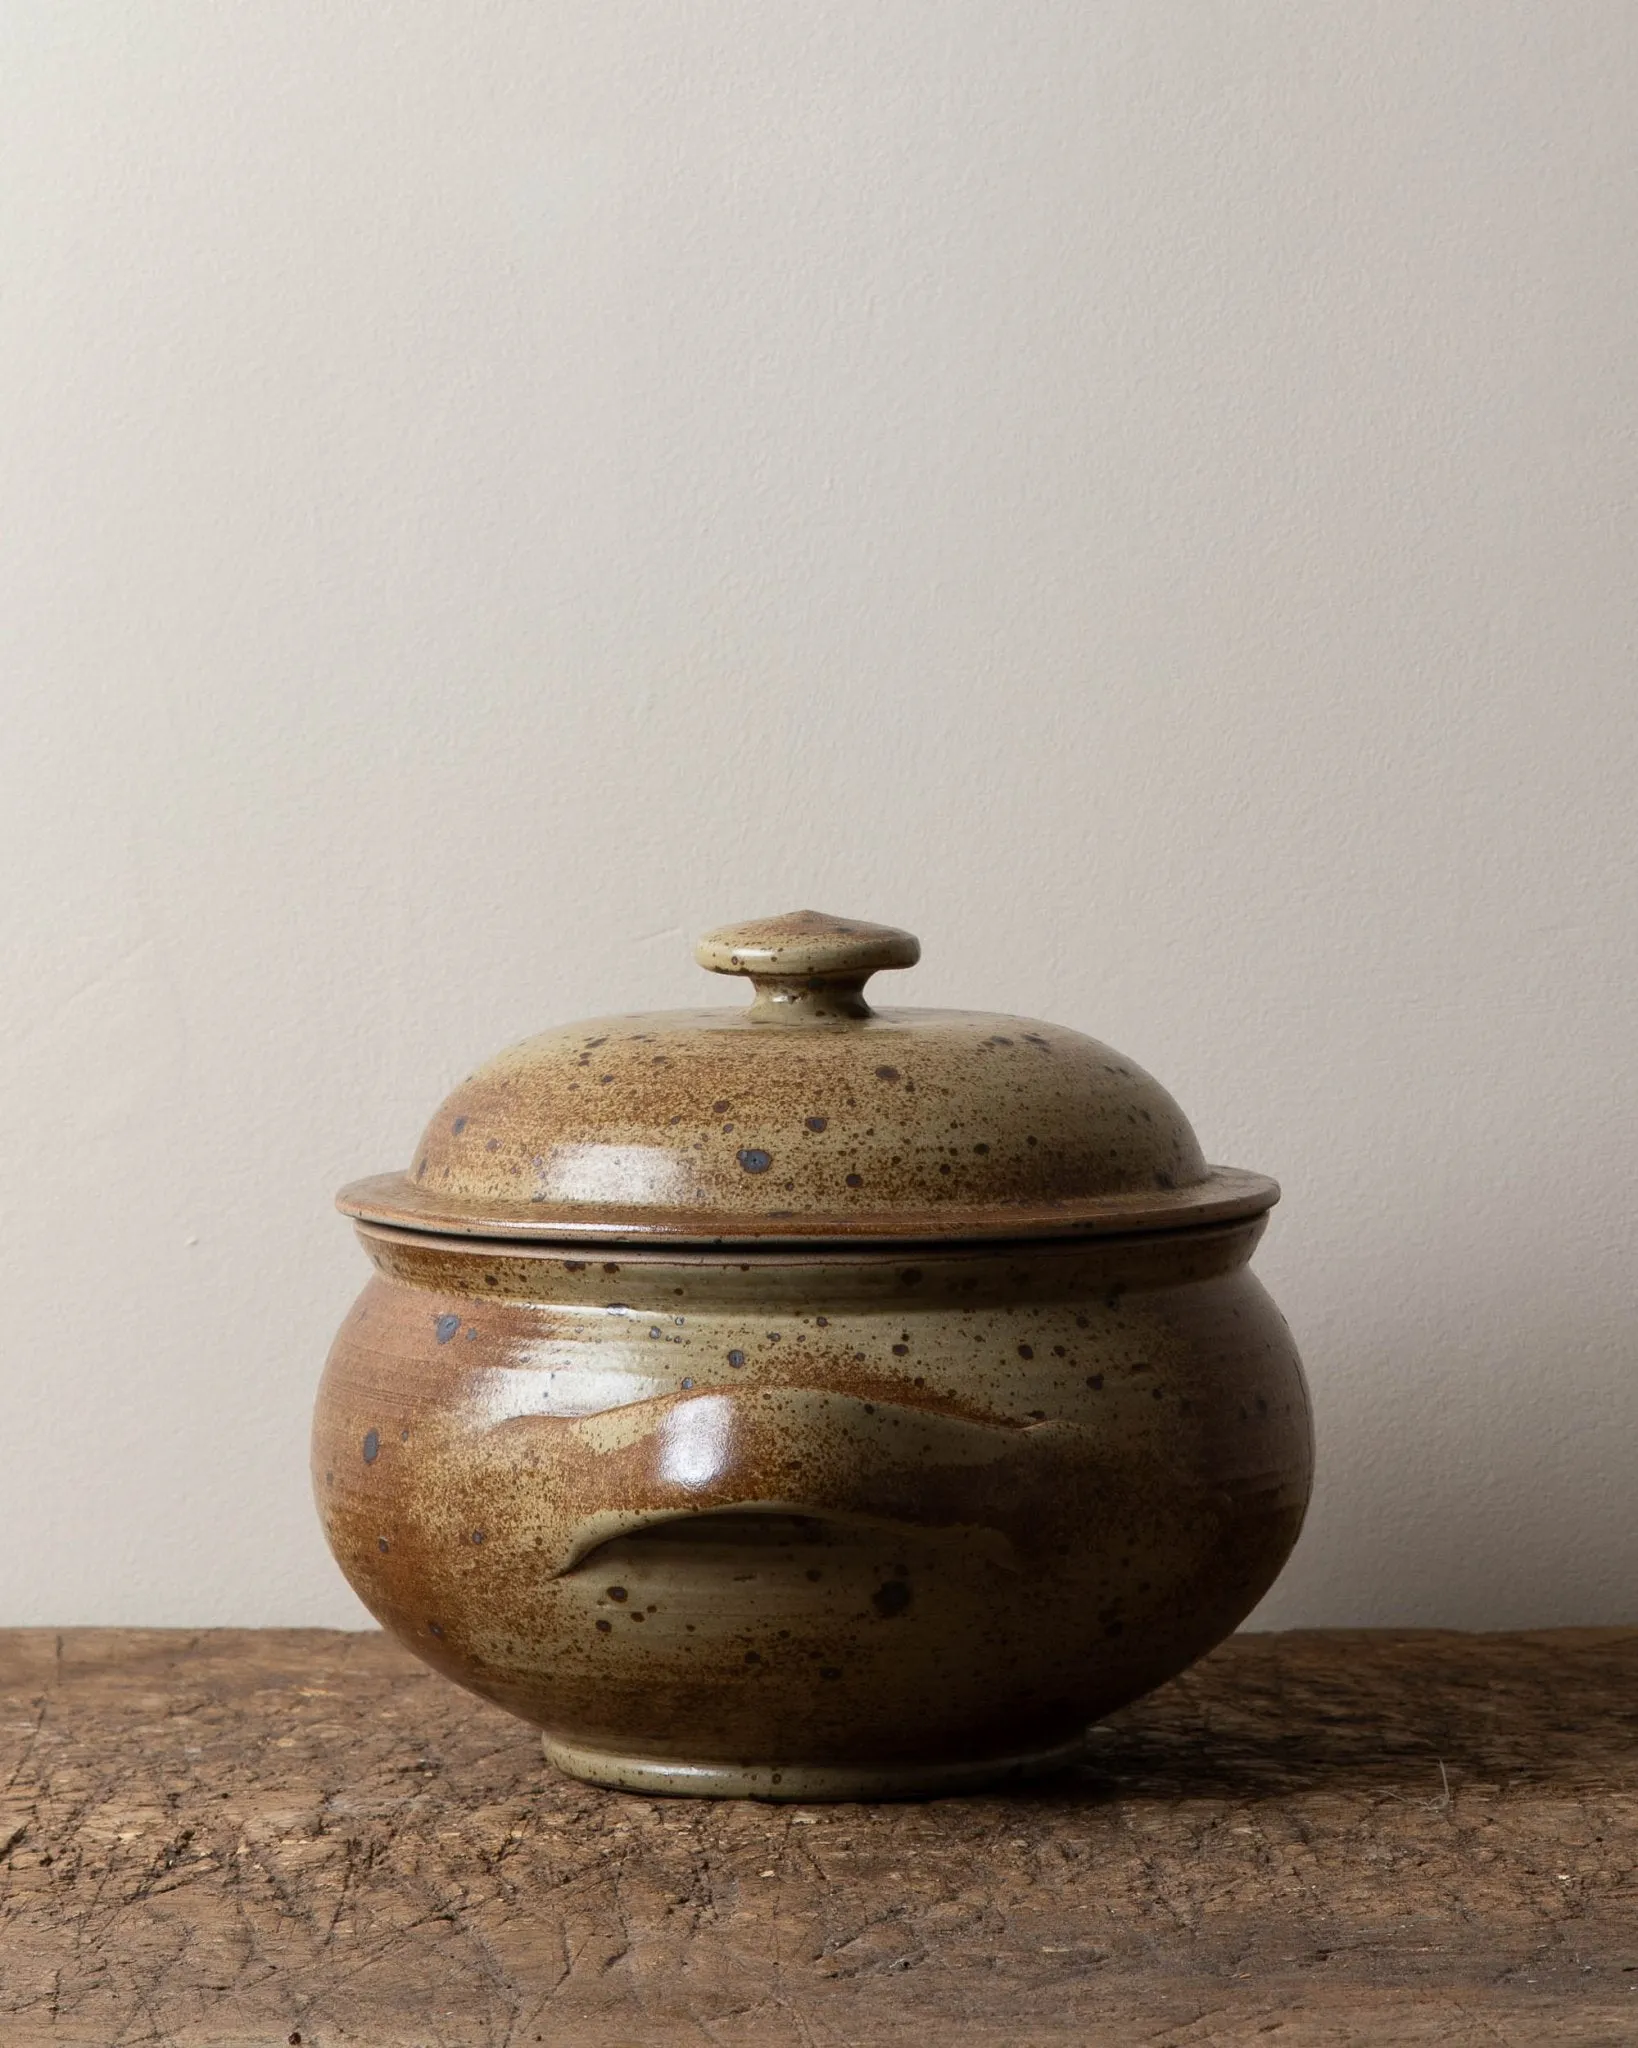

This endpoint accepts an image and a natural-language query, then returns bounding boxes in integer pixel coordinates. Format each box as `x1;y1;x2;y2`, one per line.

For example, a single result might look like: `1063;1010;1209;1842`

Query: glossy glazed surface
313;1219;1312;1793
340;912;1277;1244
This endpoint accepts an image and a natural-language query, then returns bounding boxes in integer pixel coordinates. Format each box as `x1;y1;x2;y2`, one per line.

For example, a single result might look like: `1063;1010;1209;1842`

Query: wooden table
2;1628;1634;2045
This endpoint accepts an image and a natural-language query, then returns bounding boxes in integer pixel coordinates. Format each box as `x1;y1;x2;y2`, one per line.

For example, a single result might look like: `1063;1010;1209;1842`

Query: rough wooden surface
2;1629;1636;2045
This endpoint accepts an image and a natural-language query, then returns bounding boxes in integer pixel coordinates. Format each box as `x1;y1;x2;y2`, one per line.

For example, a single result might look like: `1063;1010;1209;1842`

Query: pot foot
540;1730;1092;1801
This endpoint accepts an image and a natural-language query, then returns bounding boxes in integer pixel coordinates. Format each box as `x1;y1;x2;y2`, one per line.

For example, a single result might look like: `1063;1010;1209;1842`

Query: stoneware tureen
314;911;1312;1799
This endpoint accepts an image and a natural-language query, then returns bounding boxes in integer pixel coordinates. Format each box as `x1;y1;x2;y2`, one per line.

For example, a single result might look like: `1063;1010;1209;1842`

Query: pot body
313;1219;1311;1798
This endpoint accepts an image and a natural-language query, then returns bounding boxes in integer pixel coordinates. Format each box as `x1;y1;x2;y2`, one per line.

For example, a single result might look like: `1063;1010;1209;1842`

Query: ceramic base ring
540;1731;1092;1801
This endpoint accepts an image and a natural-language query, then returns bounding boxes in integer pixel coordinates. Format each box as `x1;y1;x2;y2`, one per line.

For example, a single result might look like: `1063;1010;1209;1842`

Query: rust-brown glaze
316;911;1313;1797
340;911;1276;1246
313;1220;1311;1796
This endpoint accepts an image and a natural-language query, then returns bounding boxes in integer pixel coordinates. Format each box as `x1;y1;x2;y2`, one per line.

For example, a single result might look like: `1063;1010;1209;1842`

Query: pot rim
336;1164;1278;1250
348;1209;1272;1269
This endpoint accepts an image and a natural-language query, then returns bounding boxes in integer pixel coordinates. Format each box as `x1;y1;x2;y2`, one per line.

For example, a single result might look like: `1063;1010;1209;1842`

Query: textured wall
3;3;1635;1626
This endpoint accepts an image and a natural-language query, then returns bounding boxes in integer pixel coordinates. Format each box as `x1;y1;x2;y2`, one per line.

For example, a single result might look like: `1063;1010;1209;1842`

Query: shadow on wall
1255;1267;1638;1633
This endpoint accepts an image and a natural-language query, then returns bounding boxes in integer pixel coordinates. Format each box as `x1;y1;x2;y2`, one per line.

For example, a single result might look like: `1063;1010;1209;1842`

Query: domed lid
338;910;1277;1246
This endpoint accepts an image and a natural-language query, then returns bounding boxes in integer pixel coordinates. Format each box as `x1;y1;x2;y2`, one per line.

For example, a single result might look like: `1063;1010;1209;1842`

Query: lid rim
336;1166;1279;1248
350;1209;1271;1263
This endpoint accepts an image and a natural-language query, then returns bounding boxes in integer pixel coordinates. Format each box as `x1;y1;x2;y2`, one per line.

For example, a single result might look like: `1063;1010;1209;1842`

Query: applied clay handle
696;909;920;1023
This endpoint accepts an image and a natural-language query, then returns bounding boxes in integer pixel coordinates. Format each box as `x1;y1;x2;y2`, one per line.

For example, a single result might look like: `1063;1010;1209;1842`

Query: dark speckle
1017;1343;1034;1360
845;1172;864;1188
596;1618;612;1634
434;1314;461;1344
872;1580;912;1619
471;1529;485;1544
681;1377;694;1390
377;1536;389;1553
744;1650;762;1665
713;1099;732;1114
427;1621;444;1639
892;1343;909;1356
737;1148;773;1174
874;1065;901;1082
973;1142;990;1156
1086;1373;1104;1390
805;1115;828;1132
727;1349;745;1367
451;1115;468;1135
606;1586;628;1603
362;1430;380;1464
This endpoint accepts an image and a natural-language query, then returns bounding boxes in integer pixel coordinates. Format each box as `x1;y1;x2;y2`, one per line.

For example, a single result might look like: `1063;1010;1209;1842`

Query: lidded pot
314;911;1312;1798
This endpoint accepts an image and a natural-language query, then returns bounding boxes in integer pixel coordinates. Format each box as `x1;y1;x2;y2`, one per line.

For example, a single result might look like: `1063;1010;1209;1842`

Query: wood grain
2;1628;1635;2045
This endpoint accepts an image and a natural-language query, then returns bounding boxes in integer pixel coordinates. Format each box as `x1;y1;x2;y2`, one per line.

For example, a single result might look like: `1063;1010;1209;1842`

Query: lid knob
697;910;920;1023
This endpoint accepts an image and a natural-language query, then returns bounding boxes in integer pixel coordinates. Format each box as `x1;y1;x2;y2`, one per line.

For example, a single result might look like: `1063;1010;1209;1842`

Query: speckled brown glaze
314;913;1313;1797
339;912;1275;1245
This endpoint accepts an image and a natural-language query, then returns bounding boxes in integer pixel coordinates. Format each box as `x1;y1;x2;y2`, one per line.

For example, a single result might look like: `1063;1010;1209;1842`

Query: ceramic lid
338;910;1277;1245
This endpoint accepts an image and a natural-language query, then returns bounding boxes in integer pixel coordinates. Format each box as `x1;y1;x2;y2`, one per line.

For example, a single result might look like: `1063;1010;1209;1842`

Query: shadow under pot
314;910;1312;1798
